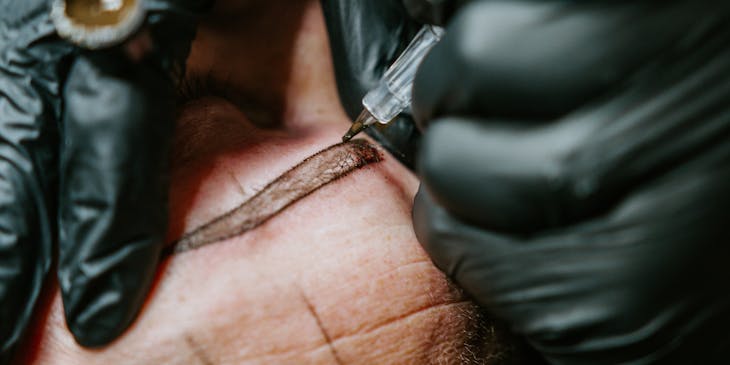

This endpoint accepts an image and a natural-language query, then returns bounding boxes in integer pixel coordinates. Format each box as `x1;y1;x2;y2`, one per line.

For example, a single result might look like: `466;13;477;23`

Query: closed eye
177;73;236;107
176;72;281;128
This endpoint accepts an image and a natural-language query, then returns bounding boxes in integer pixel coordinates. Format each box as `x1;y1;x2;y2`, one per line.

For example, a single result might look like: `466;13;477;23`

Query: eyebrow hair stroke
166;139;382;255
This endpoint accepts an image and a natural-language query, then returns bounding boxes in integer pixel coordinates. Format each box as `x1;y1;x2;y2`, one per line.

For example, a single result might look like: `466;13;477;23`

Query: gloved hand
323;0;730;363
412;1;730;364
0;0;210;361
320;0;425;168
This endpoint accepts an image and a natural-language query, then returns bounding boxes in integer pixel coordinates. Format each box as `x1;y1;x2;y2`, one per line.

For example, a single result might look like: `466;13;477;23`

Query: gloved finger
417;116;588;232
413;185;508;301
401;0;463;25
0;143;55;362
418;27;730;233
412;185;629;336
414;154;730;363
0;0;72;359
320;0;422;120
58;51;175;347
411;0;718;129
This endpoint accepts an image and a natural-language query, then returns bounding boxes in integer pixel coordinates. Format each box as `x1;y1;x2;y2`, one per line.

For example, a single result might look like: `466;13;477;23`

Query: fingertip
418;118;562;232
418;119;498;226
60;52;172;349
61;241;160;348
66;294;137;348
67;305;124;348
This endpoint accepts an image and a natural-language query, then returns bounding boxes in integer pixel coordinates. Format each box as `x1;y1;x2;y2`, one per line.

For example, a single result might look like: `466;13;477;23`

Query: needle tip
341;120;367;143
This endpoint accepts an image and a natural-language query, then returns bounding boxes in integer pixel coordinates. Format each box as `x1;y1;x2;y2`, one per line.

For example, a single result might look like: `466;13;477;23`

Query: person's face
19;1;522;363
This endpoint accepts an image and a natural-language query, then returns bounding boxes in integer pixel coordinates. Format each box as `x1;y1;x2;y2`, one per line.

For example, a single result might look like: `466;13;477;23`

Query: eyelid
177;73;236;106
176;73;278;127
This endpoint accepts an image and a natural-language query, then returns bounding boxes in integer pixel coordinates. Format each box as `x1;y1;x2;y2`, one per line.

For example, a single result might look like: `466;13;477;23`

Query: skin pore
16;0;534;363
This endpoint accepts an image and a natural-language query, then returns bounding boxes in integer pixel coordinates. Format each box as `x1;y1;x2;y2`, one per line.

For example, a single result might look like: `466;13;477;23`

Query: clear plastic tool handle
362;25;445;124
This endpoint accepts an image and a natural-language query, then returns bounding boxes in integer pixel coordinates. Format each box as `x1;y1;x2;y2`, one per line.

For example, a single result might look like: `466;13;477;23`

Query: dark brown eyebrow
164;139;382;256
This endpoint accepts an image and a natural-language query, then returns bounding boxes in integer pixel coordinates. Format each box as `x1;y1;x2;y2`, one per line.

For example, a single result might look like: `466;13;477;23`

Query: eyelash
176;74;235;106
175;73;272;127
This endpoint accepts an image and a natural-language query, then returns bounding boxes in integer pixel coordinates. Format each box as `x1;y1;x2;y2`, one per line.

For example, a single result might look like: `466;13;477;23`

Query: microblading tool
342;25;445;143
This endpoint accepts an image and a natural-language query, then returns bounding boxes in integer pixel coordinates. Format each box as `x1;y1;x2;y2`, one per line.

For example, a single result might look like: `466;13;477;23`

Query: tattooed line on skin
165;139;383;256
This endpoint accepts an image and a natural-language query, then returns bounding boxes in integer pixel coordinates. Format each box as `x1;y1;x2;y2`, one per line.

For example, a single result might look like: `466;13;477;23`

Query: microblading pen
342;25;445;142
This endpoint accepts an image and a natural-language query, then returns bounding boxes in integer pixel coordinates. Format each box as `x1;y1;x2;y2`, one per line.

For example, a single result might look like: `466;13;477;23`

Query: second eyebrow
166;139;383;255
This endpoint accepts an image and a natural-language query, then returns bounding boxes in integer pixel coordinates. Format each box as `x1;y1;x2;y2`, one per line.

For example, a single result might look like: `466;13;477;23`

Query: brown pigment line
165;139;382;256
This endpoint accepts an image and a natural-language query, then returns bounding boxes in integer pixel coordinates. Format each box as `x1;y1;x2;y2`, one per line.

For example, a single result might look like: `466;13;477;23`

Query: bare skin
16;1;525;364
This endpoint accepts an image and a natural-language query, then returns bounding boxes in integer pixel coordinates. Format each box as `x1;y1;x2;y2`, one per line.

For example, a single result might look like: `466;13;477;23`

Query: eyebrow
164;139;383;256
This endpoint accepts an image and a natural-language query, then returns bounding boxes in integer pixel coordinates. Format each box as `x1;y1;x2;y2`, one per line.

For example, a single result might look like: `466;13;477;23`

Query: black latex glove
320;0;425;168
409;0;730;364
0;0;209;361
